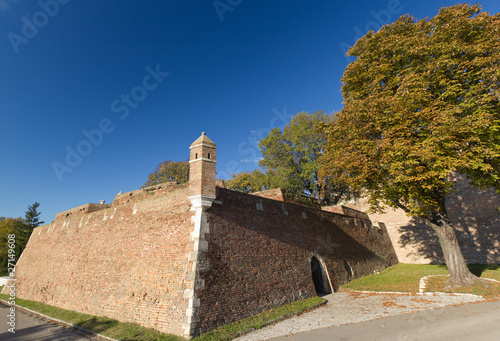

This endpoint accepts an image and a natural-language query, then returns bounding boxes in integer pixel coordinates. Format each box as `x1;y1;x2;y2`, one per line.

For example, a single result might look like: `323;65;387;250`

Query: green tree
259;111;350;205
320;4;500;287
225;170;283;193
142;160;189;188
24;202;44;229
16;202;44;252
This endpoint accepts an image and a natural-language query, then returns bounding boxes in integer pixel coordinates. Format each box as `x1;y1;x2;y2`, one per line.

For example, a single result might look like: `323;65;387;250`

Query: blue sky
1;0;499;224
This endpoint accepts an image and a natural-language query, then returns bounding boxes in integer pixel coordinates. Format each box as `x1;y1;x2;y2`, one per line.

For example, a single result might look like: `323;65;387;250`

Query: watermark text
6;234;16;333
213;0;243;22
7;0;71;54
339;0;410;63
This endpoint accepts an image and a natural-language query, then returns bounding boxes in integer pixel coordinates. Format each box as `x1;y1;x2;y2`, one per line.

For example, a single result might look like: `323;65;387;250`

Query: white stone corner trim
183;194;215;338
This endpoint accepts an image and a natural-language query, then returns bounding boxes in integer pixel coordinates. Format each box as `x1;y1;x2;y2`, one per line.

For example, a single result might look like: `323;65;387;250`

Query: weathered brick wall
322;205;370;220
251;188;286;201
112;181;178;206
251;188;322;208
5;182;400;338
345;176;500;264
195;187;398;333
54;203;111;221
4;185;194;336
4;183;399;338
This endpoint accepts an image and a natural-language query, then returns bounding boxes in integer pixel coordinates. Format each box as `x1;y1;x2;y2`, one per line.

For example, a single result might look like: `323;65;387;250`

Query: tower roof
190;132;216;148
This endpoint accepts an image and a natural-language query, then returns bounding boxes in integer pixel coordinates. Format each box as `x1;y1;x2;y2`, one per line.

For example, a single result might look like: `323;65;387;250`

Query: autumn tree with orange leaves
320;4;500;287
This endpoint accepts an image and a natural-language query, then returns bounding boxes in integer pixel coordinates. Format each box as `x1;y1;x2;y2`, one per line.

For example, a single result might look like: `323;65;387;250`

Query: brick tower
189;132;217;200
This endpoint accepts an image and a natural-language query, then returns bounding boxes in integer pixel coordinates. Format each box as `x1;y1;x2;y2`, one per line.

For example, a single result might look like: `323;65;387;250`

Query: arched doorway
310;256;332;295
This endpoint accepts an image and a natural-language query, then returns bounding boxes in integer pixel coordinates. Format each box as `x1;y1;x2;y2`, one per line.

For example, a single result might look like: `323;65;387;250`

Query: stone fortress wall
196;187;397;334
10;183;194;336
4;133;398;338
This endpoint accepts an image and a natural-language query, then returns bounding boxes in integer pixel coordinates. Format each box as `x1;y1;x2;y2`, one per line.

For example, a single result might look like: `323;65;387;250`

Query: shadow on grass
468;264;500;277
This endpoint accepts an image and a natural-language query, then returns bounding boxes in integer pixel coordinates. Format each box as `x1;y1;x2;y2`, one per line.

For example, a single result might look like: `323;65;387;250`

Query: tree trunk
394;195;478;288
432;219;478;288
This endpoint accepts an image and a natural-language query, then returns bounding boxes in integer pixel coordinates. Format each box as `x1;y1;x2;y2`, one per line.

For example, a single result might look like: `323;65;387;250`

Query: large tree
320;4;500;287
259;111;350;205
142;160;189;188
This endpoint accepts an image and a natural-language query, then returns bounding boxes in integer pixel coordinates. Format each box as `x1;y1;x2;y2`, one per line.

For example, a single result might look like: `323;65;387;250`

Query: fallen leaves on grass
424;276;500;299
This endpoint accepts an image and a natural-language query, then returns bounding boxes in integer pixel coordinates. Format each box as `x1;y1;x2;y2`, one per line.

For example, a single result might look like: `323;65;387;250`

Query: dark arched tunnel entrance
311;256;332;295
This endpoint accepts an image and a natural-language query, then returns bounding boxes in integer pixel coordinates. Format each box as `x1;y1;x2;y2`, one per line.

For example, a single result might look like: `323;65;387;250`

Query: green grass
0;287;325;340
342;263;500;298
193;296;325;341
342;263;449;293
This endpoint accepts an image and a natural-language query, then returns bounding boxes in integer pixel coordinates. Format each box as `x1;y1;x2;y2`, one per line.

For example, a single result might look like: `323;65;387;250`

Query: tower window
195;153;198;159
208;153;211;159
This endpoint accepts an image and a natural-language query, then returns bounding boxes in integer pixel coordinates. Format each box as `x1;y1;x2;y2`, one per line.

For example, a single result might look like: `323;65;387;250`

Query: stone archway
310;255;332;295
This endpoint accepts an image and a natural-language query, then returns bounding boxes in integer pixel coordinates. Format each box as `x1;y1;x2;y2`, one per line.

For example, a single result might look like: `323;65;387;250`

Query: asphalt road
0;302;104;341
270;299;500;341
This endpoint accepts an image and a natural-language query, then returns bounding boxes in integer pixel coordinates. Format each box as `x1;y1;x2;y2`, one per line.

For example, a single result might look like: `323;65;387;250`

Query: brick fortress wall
195;187;398;334
4;184;194;336
4;132;400;338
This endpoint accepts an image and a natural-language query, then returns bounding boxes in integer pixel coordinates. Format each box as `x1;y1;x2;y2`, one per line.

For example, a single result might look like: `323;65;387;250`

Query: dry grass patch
424;276;500;300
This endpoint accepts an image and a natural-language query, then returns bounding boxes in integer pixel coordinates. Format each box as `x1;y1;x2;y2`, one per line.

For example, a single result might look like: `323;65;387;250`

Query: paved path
236;291;486;341
268;299;500;341
0;302;106;341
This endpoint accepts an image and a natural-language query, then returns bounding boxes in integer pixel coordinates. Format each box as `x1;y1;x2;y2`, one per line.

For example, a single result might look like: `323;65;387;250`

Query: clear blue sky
1;0;499;224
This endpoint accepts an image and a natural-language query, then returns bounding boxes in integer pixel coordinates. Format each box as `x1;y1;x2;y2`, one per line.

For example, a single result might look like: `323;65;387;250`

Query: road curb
0;299;120;341
419;275;447;293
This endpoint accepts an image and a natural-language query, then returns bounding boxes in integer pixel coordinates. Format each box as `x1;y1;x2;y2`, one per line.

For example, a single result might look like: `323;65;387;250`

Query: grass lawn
342;263;500;299
0;288;325;341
